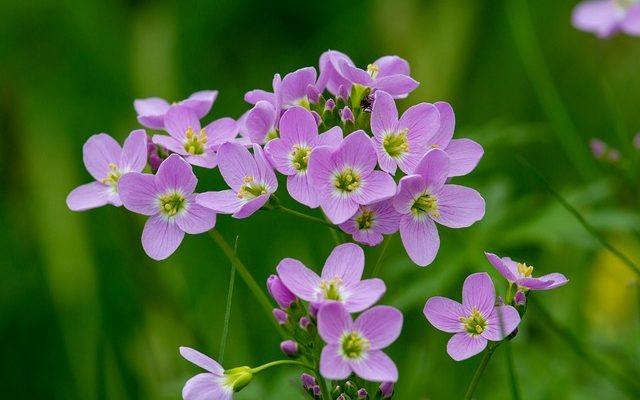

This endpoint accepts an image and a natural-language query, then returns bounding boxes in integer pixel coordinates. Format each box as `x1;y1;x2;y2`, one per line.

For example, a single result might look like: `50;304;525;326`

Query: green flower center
517;262;534;278
341;331;370;359
383;128;410;158
334;167;361;193
411;192;440;218
320;277;343;300
290;144;312;172
159;191;186;217
183;126;208;155
101;163;122;189
237;176;269;200
459;307;487;335
356;209;374;230
266;129;279;141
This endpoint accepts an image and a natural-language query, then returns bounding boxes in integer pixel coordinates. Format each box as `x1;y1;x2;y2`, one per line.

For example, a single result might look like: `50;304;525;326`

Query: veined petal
152;135;187;155
307;146;336;188
445;138;484;177
204;117;238;145
182;372;231;400
518;273;569;291
374;75;419;99
176;199;216;234
424;297;465;333
83;133;122;181
67;182;112;211
287;174;320;208
373;55;410;77
350;350;398;382
321;243;365;286
118;172;159;215
343;279;386;313
216;142;259;191
281;67;317;107
155;154;197;195
141;214;185;260
413;148;449;191
462;272;495;317
120;129;148;172
393;175;427;215
196;190;243;215
399;215;440;267
397;102;440;147
179;346;224;374
371;90;398;139
185;153;217;169
430;102;455;148
320;192;359;224
354;306;402;350
180;90;218;119
320;344;351;380
447;332;487;361
334;130;377;174
277;258;321;301
279;106;318;145
483;306;520;341
164;105;201;141
244;89;275;106
233;193;269;219
316;126;343;148
317;302;353;343
432;184;485;228
264;138;296;175
252;144;278;190
245;101;276;144
351;170;396;205
134;97;170;129
484;252;518;282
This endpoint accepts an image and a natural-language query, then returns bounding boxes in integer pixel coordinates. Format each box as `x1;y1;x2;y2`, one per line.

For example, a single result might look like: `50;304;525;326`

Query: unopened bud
379;382;394;398
514;290;526;307
306;84;321;103
267;275;297;309
280;340;299;357
272;308;288;324
224;366;253;392
340;106;355;124
301;373;317;389
357;388;368;398
324;98;336;112
299;316;310;330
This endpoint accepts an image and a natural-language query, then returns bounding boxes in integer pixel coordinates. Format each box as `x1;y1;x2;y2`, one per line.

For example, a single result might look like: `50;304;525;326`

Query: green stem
316;372;331;400
464;344;497;400
276;205;341;232
370;235;392;278
218;236;238;363
209;230;285;337
250;360;316;374
504;342;521;400
518;156;640;277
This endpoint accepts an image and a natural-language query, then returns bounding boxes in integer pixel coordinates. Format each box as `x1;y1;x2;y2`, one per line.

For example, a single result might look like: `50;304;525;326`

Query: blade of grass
219;236;238;363
504;341;521;400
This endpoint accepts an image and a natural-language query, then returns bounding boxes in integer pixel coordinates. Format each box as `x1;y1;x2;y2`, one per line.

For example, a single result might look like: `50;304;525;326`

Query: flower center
159;191;186;217
615;0;637;9
366;63;379;80
183;126;208;155
459;306;487;335
383;128;410;158
319;277;343;300
236;176;268;200
101;163;122;189
290;144;312;172
411;192;440;218
334;167;361;193
266;129;279;141
341;331;370;359
517;262;534;278
356;208;374;230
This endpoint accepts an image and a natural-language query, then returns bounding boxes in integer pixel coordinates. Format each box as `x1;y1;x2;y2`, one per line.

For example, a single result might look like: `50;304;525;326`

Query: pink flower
485;252;569;291
338;199;401;246
572;0;640;38
134;90;218;129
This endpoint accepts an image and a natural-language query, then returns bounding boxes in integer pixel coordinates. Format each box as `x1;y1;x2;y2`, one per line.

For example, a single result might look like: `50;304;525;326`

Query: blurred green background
1;0;639;398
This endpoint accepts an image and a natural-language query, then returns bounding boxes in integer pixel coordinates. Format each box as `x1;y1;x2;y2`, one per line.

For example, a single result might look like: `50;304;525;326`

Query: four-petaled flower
196;142;278;219
572;0;640;38
308;130;396;224
265;106;342;207
134;90;218;129
317;302;403;382
338;199;401;246
370;90;440;175
67;130;148;211
118;154;216;260
424;272;521;361
276;243;385;313
485;252;569;291
152;104;238;169
394;148;485;266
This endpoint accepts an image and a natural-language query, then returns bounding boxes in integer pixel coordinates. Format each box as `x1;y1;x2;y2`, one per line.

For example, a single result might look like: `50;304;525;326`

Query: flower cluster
424;252;568;361
572;0;640;38
67;49;485;266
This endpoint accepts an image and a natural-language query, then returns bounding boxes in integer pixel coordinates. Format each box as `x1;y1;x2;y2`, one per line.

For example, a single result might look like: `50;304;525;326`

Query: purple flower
273;308;288;324
280;340;299;356
317;302;403;382
276;243;385;313
485;252;569;291
134;90;218;129
317;50;419;99
308;131;396;224
370;90;440;174
67;130;148;211
393;149;485;266
267;274;297;309
196;142;278;219
338;199;401;246
151;105;238;169
246;67;318;110
264;106;342;207
118;154;216;260
379;382;394;398
423;272;521;361
243;74;283;144
572;0;640;38
179;347;233;400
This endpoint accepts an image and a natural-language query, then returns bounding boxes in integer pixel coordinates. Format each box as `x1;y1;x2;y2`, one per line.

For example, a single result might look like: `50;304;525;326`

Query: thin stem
464;344;497;400
518;156;640;277
250;359;316;374
370;235;392;278
276;205;341;231
504;342;521;400
218;236;238;363
209;230;285;337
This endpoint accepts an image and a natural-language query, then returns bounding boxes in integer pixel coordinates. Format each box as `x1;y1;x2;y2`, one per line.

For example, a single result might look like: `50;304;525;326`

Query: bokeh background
1;0;639;398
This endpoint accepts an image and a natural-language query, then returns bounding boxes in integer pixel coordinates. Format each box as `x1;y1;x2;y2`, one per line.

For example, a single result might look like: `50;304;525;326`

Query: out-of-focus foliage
1;0;639;399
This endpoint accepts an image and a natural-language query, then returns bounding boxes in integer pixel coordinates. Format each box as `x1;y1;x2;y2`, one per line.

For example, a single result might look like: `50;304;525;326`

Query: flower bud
267;275;297;309
634;133;640;149
514;290;526;307
337;85;349;101
224;366;253;392
301;373;317;389
357;388;368;398
336;395;346;400
379;382;394;398
324;98;336;112
590;138;607;158
309;302;320;318
311;111;322;126
307;84;321;104
608;149;621;163
299;316;310;330
272;308;288;324
312;385;321;397
340;106;354;124
280;340;299;357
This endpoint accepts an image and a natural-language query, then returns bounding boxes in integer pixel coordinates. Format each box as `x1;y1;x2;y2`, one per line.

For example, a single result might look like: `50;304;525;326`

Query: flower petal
445;138;484;177
413;148;449;190
432;184;485;228
279;106;318;145
373;55;410;77
484;252;518;282
155;154;197;195
397;102;440;146
320;192;359;225
287;173;320;208
152;135;187;155
447;332;487;361
571;0;620;38
462;272;495;317
264;137;295;175
120;129;149;172
320;344;352;380
621;4;640;36
351;170;396;205
317;302;352;343
321;243;365;286
430;102;455;148
519;273;569;291
252;144;278;191
424;296;465;333
118;172;158;215
204;117;238;145
182;373;231;400
196;190;243;214
393;175;427;214
141;214;185;260
399;214;440;267
179;346;224;374
344;279;386;313
176;200;216;234
482;306;520;341
244;89;275;106
245;101;276;144
317;126;343;148
216;142;259;191
351;350;398;382
374;75;419;99
277;258;322;302
164;105;201;140
354;306;402;350
281;67;317;106
83;133;122;181
233;193;270;219
134;97;170;129
371;90;398;138
185;153;217;169
307;146;336;188
334;130;377;174
66;182;112;211
180;90;218;119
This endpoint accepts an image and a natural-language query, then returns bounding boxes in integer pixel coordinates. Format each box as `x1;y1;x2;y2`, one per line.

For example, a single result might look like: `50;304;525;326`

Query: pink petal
155;154;197;195
176;200;217;234
321;243;365;286
307;146;336;188
482;306;520;341
233;194;270;219
397;102;440;147
343;278;386;313
281;67;317;106
317;302;352;343
351;170;396;205
373;75;419;99
141;214;185;260
164;105;201;140
244;89;275;106
120;129;148;172
371;91;398;138
430;102;455;148
621;4;640;36
264;137;295;175
118;172;159;215
134;97;170;129
354;306;402;350
447;332;487;361
320;192;360;225
571;0;620;37
180;90;218;119
371;200;402;235
393;175;427;214
462;272;495;317
287;173;320;208
204;117;238;145
320;344;352;380
179;346;224;374
317;126;343;148
445;138;484;177
399;215;440;267
152;135;186;155
424;296;465;333
518;273;569;291
373;55;410;77
351;229;384;247
216;142;259;191
252;144;278;190
182;372;231;400
184;153;217;169
350;350;398;382
67;182;112;211
83;133;122;181
279;106;318;145
196;190;243;215
276;258;321;301
432;184;485;228
484;252;518;282
245;101;276;144
413;148;449;190
334;130;377;175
